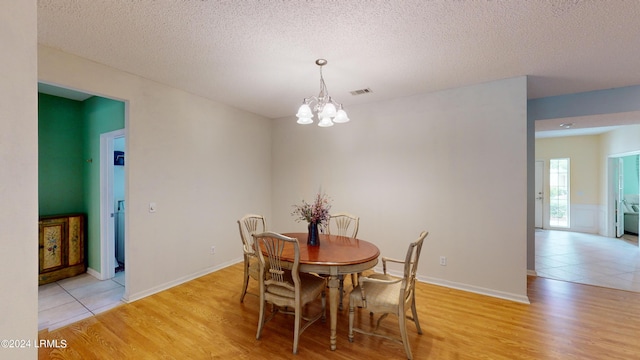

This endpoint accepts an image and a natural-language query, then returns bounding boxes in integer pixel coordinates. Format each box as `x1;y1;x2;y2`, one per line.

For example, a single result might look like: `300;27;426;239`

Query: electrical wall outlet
439;256;447;266
210;246;216;255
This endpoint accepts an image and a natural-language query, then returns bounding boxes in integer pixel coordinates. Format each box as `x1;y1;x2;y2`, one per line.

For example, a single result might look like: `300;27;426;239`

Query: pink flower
292;192;332;227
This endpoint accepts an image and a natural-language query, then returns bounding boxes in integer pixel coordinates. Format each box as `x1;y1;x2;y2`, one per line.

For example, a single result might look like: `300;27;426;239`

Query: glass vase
308;222;320;246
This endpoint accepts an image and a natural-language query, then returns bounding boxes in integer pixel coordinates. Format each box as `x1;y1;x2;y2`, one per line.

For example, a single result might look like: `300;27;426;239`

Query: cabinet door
67;215;84;266
39;218;67;272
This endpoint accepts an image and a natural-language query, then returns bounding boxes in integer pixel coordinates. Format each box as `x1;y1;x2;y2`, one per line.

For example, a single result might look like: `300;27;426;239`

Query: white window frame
549;158;570;228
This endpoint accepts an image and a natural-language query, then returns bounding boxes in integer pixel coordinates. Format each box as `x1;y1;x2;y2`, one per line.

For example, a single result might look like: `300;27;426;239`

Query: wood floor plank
39;264;640;359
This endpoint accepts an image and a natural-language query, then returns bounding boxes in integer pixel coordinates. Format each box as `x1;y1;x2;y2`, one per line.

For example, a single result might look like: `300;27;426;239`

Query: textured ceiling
37;0;640;123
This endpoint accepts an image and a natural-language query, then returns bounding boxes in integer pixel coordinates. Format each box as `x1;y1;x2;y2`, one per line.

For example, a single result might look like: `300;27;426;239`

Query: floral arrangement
291;192;332;227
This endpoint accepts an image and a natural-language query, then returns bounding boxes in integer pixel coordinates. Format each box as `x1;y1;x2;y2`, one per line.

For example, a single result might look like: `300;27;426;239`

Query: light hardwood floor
38;263;640;359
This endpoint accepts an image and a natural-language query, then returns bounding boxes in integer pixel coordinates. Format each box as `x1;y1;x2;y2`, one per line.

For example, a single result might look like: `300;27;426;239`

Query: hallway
535;229;640;292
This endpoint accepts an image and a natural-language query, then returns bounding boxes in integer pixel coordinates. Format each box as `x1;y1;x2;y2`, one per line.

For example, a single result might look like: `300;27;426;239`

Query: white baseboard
527;269;538;277
124;259;241;303
86;267;103;280
124;261;530;305
421;276;530;304
373;266;530;304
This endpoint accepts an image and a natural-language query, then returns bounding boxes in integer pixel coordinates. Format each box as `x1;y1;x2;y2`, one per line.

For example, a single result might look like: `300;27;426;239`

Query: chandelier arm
297;58;349;126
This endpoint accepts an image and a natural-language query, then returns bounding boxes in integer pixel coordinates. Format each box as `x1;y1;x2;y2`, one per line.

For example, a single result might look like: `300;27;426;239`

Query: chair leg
240;258;250;303
411;297;422;334
398;310;413;360
348;305;355;342
293;304;301;354
256;297;265;340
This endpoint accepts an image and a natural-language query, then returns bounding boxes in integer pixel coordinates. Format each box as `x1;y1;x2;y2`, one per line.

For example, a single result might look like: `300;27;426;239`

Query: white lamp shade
321;103;337;118
318;116;334;127
333;109;350;123
297;117;313;125
296;104;313;118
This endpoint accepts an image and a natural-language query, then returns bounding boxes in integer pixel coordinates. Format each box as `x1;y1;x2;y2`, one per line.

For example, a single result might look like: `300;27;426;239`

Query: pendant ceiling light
296;59;350;127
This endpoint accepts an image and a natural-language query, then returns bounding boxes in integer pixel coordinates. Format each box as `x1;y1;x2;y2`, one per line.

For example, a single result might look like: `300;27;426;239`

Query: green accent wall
82;96;125;271
39;93;125;272
623;155;639;195
38;93;84;215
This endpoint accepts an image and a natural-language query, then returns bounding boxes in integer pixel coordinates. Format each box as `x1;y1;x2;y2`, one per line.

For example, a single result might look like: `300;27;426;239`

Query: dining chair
327;213;359;238
327;213;360;310
237;214;267;303
348;231;428;360
253;231;326;354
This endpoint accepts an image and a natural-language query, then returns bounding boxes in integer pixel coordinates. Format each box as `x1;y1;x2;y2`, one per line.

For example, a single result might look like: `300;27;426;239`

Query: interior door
100;129;125;280
535;161;543;228
616;157;624;238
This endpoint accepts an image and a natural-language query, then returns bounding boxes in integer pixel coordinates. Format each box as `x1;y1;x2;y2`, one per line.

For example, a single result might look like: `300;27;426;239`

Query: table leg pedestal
328;275;340;351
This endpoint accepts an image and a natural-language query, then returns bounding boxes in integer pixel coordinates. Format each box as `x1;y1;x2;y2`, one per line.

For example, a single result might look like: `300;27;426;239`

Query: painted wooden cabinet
38;214;86;285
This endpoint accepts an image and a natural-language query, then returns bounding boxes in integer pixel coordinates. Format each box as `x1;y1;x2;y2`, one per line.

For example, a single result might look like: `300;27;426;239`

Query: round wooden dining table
282;233;380;351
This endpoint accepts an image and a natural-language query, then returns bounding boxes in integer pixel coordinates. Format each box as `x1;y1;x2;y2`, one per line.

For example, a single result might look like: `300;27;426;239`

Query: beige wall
535;135;601;232
39;45;273;301
0;1;38;359
536;135;601;205
272;77;529;302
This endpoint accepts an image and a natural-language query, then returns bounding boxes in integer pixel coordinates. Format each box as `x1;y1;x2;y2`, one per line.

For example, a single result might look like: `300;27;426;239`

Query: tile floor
38;271;125;331
535;229;640;292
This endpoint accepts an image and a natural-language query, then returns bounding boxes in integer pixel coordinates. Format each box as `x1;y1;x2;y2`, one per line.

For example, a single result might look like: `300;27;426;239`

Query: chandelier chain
295;58;350;127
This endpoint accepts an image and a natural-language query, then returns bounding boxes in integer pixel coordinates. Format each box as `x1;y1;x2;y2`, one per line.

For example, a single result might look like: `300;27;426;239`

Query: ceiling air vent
350;88;373;96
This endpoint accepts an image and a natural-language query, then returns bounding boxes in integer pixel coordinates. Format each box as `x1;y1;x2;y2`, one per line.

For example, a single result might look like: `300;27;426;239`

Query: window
549;158;570;227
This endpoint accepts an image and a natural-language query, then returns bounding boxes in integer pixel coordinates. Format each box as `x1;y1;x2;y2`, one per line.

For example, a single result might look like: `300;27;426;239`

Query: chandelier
296;59;350;127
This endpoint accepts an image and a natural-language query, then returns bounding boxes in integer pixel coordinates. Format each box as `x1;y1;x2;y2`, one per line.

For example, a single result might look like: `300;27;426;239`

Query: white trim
99;129;125;281
373;266;530;304
124;259;241;303
570;204;600;234
527;269;537;277
86;267;102;280
606;151;640;238
608;149;640;158
422;276;531;304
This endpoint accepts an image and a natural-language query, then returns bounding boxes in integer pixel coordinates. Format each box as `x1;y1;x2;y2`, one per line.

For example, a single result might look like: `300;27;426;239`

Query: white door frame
616;158;624;238
99;129;125;280
607;151;640;239
535;161;544;228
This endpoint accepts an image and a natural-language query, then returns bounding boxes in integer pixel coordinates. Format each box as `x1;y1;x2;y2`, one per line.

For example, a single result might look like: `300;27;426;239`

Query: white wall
38;45;272;301
272;77;529;302
601;125;640;156
0;1;38;359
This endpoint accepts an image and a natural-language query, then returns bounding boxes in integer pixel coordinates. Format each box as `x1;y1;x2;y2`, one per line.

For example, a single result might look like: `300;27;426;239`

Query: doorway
608;152;640;244
38;85;128;329
100;129;126;279
535;161;543;228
